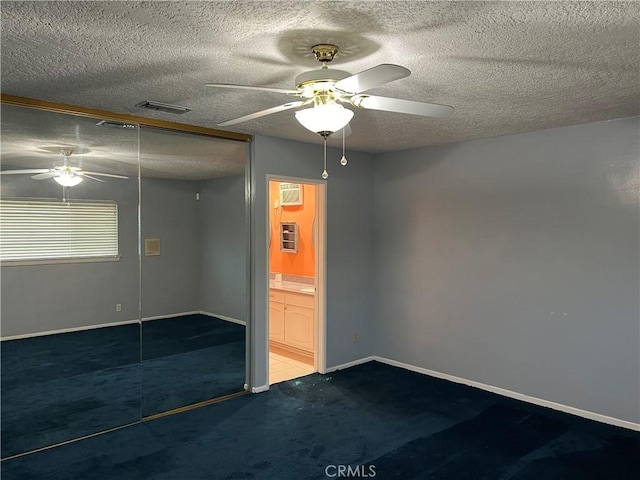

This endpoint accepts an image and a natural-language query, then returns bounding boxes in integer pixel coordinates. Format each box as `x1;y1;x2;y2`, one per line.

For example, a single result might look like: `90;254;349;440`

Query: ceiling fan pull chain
340;127;348;166
322;138;328;179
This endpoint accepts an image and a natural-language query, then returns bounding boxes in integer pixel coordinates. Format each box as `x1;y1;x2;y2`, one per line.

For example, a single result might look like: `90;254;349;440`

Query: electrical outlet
116;304;122;312
353;332;358;343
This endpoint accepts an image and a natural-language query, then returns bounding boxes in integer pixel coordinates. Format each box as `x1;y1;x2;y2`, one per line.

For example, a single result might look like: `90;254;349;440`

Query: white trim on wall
325;356;640;432
142;311;200;321
1;310;246;341
0;319;140;341
199;311;246;326
325;356;376;373
251;384;269;393
264;174;327;383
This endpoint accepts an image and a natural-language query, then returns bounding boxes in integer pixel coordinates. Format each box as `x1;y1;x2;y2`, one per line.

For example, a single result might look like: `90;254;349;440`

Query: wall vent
279;183;303;206
134;100;191;115
144;238;161;256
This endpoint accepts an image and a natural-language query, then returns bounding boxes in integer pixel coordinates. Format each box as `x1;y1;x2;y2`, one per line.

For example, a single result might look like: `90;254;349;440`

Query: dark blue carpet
1;324;141;458
2;361;638;479
1;315;246;458
142;314;246;416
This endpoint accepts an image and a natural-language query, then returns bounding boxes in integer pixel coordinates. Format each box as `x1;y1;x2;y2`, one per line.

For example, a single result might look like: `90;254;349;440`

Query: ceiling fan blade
82;171;130;179
335;64;410;95
31;172;57;180
81;174;106;183
352;95;454;118
218;101;306;126
205;83;300;96
0;168;50;175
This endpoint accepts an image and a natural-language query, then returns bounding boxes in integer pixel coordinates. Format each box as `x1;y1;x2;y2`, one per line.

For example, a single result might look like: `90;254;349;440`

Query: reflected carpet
142;314;245;416
1;315;245;457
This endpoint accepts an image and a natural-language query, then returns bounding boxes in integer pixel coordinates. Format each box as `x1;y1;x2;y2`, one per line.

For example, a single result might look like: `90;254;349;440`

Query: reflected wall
0;105;141;457
0;101;250;457
139;128;247;416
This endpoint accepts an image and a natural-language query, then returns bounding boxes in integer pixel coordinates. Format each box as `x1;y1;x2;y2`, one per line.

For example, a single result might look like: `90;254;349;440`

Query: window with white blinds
0;199;119;263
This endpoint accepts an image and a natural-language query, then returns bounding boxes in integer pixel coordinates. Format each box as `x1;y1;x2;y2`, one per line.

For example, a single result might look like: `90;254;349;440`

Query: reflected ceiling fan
207;44;453;177
0;148;129;187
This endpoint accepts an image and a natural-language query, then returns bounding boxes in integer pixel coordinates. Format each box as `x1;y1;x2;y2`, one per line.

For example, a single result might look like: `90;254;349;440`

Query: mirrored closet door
0;104;141;458
0;100;250;458
139;127;248;417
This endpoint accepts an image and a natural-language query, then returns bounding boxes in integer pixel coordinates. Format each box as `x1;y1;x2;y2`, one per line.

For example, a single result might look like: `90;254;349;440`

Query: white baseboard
251;384;269;393
372;356;640;432
2;311;245;341
324;356;376;373
199;311;246;326
142;311;200;322
1;319;139;341
141;311;246;325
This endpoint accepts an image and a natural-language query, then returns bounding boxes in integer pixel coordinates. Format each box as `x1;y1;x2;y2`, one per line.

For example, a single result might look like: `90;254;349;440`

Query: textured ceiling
1;104;247;180
1;1;639;154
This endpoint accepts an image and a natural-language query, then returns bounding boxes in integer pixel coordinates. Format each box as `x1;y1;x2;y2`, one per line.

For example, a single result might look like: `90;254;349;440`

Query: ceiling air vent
134;100;191;115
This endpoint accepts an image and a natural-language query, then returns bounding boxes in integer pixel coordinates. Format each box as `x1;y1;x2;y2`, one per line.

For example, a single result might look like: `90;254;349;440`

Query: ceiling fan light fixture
295;102;353;137
54;172;83;187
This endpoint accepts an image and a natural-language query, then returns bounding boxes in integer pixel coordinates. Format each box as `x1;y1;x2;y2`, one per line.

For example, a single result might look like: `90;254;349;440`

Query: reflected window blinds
0;199;118;262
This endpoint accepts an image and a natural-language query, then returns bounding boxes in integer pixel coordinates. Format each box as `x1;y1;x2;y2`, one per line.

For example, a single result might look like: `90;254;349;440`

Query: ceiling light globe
54;174;83;187
295;103;353;136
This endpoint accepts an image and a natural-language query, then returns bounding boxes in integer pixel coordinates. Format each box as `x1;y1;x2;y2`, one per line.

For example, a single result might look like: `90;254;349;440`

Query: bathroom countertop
269;280;316;295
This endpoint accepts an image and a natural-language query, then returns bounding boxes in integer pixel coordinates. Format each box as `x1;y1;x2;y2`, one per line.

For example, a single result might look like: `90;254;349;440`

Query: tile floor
269;351;315;384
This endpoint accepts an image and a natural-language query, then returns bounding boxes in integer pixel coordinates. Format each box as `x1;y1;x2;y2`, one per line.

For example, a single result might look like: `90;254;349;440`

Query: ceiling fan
207;44;453;178
207;44;454;133
0;149;129;187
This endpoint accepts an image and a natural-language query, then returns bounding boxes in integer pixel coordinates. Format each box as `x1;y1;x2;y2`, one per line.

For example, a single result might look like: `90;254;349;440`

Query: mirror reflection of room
0;105;141;458
0;104;249;459
268;181;317;384
139;127;247;417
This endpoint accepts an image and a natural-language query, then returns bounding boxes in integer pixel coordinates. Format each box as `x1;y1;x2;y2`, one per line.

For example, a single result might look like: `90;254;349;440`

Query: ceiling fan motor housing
311;44;339;64
295;69;352;98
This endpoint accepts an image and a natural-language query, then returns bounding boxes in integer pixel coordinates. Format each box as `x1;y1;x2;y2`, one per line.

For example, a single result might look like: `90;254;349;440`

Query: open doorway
267;177;325;384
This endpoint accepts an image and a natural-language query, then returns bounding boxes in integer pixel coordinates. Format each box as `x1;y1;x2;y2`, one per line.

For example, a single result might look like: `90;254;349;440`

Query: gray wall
1;174;248;337
140;178;201;318
0;176;140;337
250;135;375;388
373;116;640;423
199;175;247;321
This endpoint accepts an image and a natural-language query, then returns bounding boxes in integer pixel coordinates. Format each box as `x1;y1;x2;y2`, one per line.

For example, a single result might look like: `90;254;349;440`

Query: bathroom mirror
0;99;250;457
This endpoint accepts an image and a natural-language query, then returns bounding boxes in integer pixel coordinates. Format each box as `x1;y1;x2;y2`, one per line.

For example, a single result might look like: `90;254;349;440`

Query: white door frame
265;175;327;377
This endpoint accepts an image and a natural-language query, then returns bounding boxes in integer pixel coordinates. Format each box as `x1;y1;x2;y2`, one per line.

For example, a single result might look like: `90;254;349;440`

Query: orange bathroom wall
269;181;316;278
